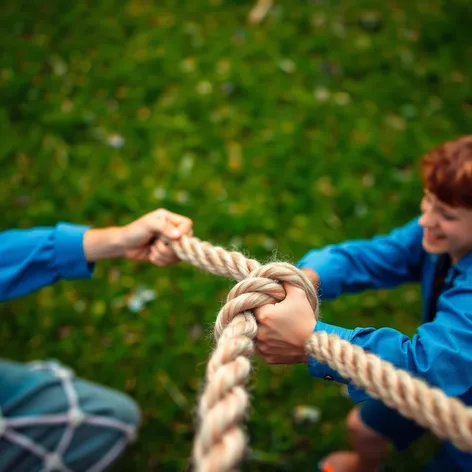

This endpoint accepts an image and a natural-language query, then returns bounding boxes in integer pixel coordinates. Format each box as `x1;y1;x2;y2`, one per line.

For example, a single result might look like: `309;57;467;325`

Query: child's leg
319;407;388;472
0;359;140;471
320;399;426;472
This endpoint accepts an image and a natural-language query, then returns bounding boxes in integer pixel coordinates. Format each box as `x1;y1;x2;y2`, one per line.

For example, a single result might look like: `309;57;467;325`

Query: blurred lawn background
1;0;471;470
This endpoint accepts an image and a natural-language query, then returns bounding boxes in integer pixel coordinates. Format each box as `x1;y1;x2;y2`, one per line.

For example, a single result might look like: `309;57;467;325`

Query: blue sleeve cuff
54;223;94;280
296;248;342;300
308;321;354;383
347;384;370;403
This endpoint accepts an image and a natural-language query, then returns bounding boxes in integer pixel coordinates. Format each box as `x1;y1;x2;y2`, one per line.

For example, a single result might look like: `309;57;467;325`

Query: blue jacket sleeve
308;278;472;403
0;223;94;301
296;218;424;299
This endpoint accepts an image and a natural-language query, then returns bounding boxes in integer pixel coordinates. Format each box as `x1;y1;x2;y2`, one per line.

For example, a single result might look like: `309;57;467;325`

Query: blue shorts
0;359;140;471
359;398;425;451
360;398;464;471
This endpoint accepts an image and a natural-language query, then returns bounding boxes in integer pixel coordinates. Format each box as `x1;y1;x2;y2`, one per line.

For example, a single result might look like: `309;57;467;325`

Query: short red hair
421;135;472;208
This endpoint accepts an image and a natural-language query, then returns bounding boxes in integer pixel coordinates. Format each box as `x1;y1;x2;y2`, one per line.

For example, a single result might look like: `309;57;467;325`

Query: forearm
82;227;126;262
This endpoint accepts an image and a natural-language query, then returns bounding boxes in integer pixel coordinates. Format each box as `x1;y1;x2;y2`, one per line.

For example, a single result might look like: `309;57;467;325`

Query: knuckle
256;343;268;354
256;332;265;342
257;312;271;324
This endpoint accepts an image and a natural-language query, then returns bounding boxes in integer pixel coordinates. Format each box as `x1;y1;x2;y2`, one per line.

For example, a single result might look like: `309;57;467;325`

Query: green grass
1;0;471;470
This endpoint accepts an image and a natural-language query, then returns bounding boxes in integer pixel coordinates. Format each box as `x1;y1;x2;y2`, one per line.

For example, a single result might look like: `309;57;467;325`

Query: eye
442;213;457;221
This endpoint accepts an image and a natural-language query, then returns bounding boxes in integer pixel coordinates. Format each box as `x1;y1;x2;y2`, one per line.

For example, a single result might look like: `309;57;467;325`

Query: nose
419;205;439;228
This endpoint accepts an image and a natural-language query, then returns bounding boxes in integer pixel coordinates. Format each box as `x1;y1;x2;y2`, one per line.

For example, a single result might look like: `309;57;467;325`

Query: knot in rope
214;262;319;340
190;261;319;472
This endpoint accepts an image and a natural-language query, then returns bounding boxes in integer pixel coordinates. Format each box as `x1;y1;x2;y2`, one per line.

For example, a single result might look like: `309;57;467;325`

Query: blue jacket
297;217;472;469
0;223;93;301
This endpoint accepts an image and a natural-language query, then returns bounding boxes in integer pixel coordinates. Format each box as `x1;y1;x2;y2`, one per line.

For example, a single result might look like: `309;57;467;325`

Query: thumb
282;282;306;300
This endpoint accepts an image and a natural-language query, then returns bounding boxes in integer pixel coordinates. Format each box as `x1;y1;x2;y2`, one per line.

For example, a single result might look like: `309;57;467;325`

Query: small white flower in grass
293;405;321;423
314;86;330;102
107;133;125;148
196;81;213;95
179;153;195;177
128;286;157;313
128;298;143;313
278;58;296;74
49;55;67;76
153;187;167;200
139;288;157;303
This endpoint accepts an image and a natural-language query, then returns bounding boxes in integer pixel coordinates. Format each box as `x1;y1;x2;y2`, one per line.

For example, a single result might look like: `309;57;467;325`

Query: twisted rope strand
166;235;472;470
306;332;472;451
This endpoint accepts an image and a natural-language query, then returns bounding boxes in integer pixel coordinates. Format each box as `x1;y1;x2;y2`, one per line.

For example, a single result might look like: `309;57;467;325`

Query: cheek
442;223;464;244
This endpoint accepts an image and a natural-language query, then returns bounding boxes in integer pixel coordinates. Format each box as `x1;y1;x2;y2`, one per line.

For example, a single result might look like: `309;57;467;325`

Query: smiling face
420;135;472;265
419;191;472;264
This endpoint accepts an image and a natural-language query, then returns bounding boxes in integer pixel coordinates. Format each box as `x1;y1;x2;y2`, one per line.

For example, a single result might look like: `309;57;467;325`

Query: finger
154;240;175;258
255;325;268;342
160;210;193;239
175;217;193;236
150;244;176;261
152;259;167;267
149;253;165;266
150;250;176;266
146;210;181;239
150;248;176;266
149;239;160;252
254;344;267;359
